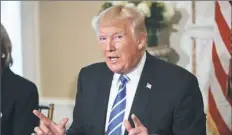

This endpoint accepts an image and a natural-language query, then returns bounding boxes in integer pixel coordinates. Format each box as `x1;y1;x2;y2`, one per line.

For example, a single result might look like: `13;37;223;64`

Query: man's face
98;19;145;74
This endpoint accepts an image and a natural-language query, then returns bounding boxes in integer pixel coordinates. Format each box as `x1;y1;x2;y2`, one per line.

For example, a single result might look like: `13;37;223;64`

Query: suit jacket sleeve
66;68;86;135
172;76;206;135
12;83;39;135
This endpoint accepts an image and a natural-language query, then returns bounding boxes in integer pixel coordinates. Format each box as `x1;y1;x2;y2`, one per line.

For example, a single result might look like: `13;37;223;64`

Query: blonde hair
1;23;13;67
93;5;147;38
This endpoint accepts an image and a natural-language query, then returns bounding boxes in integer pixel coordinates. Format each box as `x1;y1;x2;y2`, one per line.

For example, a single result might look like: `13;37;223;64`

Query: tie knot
120;75;129;85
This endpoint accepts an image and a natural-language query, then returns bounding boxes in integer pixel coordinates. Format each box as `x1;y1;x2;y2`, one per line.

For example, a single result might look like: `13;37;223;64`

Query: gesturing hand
33;110;69;135
124;114;148;135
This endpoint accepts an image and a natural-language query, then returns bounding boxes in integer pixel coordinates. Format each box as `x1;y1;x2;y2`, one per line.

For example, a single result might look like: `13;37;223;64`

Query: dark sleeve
172;76;206;135
12;83;39;135
65;68;86;135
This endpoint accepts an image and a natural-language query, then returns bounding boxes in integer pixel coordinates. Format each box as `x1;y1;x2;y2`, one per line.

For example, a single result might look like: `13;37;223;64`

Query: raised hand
124;114;148;135
33;110;69;135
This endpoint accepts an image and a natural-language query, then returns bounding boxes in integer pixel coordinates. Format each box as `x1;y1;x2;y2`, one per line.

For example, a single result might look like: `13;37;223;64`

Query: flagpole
191;0;197;75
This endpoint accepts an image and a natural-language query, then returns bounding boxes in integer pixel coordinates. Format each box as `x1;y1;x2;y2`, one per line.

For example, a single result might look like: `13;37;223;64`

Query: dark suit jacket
66;52;206;135
1;68;39;135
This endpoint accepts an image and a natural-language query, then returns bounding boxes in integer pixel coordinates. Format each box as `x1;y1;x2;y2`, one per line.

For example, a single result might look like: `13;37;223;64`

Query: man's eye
114;35;123;40
117;35;123;39
99;37;107;40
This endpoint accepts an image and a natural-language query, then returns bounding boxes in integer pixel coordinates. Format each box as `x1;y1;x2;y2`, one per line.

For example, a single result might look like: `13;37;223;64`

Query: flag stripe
215;1;230;52
210;70;232;130
218;1;231;29
208;88;232;135
214;26;230;73
212;42;232;106
207;112;220;135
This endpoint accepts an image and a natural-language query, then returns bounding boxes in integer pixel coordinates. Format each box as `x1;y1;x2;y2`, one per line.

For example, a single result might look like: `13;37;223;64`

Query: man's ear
137;32;147;50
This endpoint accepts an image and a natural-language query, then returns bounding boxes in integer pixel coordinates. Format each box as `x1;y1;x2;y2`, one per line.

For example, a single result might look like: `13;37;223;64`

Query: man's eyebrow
113;32;125;36
98;32;125;37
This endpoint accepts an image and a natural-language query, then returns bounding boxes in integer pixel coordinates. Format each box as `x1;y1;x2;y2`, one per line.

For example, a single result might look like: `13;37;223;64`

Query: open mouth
108;56;119;62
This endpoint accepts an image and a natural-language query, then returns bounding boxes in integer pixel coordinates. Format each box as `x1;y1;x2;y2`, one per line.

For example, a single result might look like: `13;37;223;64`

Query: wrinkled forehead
99;16;131;26
98;18;133;35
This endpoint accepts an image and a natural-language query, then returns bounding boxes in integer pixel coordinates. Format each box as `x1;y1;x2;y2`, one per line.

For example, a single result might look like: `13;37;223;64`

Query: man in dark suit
1;23;39;135
33;5;206;135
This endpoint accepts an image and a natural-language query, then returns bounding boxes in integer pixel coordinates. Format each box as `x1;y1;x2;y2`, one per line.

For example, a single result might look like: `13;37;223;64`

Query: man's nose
105;39;115;52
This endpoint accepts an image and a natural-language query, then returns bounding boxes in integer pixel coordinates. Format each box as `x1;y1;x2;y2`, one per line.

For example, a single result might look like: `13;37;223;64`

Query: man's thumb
59;117;69;128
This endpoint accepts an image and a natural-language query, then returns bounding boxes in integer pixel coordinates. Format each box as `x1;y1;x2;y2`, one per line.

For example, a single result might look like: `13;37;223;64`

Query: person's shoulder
12;73;38;92
80;61;109;74
8;70;39;104
149;55;197;82
147;54;200;101
160;58;194;76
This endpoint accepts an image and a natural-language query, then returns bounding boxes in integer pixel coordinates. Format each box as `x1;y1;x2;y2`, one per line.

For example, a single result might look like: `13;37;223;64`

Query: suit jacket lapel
93;65;114;134
125;52;156;135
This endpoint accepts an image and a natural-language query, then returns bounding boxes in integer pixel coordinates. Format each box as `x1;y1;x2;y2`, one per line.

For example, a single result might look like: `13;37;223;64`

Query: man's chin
107;66;123;74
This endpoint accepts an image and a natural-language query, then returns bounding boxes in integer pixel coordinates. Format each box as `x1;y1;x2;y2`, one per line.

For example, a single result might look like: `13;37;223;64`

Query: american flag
207;1;232;135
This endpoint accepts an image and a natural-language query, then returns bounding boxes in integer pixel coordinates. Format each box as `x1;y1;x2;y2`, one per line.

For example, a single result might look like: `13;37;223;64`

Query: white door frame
20;1;41;95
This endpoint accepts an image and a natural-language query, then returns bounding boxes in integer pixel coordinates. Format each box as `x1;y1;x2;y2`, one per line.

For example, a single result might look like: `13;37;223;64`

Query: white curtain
1;1;23;76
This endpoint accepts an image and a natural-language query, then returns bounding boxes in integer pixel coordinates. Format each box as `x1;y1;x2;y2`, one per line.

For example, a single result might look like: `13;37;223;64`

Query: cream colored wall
39;1;104;99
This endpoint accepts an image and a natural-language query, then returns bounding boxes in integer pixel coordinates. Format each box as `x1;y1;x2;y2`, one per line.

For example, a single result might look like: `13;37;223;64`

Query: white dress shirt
105;52;146;135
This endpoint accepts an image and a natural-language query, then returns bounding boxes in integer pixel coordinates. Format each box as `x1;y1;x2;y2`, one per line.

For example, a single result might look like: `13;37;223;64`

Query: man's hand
33;110;69;135
124;114;148;135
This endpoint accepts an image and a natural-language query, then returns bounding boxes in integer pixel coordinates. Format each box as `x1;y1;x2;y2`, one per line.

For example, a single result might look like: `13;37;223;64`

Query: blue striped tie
106;75;129;135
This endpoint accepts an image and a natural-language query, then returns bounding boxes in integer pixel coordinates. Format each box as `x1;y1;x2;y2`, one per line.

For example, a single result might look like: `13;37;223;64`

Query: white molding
20;1;41;93
184;24;215;39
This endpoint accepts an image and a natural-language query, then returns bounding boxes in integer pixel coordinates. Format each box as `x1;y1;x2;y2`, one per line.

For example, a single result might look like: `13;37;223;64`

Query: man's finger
34;126;44;135
33;110;53;126
131;114;142;127
128;128;140;135
58;117;69;128
40;122;52;135
124;120;132;132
